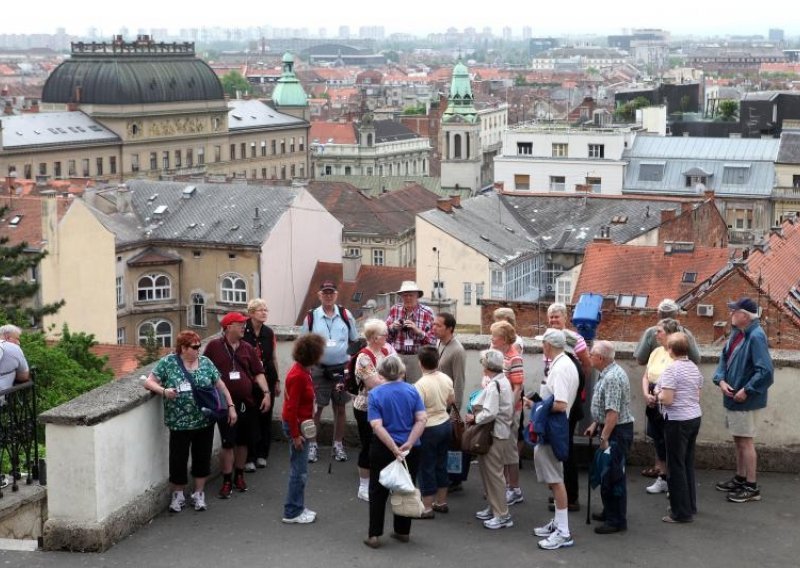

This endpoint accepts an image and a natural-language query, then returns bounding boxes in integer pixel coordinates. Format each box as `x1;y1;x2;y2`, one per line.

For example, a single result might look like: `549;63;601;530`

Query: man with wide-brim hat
385;280;436;383
633;298;701;366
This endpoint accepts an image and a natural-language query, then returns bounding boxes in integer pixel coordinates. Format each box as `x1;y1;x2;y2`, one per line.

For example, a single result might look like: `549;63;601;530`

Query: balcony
728;228;760;245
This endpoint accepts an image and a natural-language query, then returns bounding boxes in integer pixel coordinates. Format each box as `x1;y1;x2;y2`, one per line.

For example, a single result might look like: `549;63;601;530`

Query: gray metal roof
0;111;119;149
418;192;539;265
227;100;307;131
92;180;301;247
321;175;462;198
623;136;777;198
502;194;676;253
777;130;800;164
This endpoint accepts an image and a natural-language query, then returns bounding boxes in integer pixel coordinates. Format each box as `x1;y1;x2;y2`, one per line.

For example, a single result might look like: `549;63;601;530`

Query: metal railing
0;379;40;497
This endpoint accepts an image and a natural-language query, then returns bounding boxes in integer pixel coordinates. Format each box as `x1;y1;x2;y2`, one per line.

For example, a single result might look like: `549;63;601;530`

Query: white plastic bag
379;458;415;493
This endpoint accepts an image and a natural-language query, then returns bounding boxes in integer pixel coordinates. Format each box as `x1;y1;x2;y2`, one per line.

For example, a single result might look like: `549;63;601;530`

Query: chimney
493;181;505;193
342;252;362;283
436;197;452;213
660;208;676;223
29;100;39;113
115;183;133;214
3;101;12;115
449;194;461;208
594;225;612;241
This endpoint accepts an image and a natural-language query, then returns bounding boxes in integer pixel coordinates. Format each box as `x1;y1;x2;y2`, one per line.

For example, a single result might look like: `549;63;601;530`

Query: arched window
221;274;247;304
454;134;462;158
137;274;171;302
190;293;206;327
138;319;173;348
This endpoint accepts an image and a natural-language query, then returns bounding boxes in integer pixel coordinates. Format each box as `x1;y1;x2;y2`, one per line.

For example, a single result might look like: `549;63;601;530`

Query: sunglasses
188;344;202;350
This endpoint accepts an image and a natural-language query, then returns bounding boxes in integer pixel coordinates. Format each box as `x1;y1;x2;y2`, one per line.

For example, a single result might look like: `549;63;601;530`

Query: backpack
344;345;386;396
305;305;352;335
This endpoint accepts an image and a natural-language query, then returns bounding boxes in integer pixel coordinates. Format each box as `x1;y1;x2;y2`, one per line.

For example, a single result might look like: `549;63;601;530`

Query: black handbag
174;355;227;422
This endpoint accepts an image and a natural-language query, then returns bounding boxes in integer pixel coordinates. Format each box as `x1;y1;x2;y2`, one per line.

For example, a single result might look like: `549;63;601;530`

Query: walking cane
586;432;594;525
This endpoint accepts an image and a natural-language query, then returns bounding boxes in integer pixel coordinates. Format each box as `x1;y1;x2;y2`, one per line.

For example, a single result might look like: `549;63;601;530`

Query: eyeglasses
188;344;202;350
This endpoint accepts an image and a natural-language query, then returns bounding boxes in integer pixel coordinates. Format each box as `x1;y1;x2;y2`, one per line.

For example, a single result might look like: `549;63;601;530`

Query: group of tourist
142;282;773;551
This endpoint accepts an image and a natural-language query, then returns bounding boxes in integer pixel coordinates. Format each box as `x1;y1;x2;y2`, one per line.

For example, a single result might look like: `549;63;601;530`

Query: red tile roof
309;121;357;144
295;261;415;325
746;219;800;312
0;195;71;249
573;242;731;307
90;343;171;379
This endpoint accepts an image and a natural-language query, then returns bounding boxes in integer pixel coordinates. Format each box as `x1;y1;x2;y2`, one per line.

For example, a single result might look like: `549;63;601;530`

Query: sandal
420;509;435;519
641;466;662;478
432;502;449;513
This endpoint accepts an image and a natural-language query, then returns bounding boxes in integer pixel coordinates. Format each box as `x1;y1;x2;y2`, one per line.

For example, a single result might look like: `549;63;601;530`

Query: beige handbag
300;419;317;439
391;488;425;518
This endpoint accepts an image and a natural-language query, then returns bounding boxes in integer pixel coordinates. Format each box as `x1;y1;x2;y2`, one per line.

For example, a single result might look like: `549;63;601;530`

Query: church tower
440;60;481;195
271;53;309;120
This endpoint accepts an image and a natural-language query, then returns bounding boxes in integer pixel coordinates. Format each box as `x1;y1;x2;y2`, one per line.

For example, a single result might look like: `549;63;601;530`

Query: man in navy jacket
712;297;774;503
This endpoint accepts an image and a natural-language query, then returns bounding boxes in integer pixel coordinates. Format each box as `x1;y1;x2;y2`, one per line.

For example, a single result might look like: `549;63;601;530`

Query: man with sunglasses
204;312;270;498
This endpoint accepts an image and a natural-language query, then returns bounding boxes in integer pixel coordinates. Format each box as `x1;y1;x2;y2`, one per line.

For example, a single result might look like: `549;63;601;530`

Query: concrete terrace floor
2;443;799;568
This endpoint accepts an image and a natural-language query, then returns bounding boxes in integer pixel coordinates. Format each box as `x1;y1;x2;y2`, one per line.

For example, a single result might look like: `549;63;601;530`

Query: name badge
404;338;414;348
177;381;192;393
327;340;337;348
229;371;241;380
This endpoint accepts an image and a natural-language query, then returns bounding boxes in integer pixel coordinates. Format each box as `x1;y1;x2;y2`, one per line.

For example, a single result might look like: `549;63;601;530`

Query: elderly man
713;297;773;503
204;312;270;498
385;281;436;383
584;340;634;534
302;280;358;463
634;299;701;365
532;329;579;551
0;324;30;393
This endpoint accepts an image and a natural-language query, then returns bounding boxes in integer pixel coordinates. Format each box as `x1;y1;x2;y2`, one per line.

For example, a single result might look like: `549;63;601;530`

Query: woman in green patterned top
144;330;236;513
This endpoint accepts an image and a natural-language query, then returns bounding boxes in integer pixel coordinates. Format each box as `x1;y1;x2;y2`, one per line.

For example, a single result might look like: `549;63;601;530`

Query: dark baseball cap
319;280;338;291
727;297;758;314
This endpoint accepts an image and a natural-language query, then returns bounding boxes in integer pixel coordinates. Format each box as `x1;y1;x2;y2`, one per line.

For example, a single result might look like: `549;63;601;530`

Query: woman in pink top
657;332;703;523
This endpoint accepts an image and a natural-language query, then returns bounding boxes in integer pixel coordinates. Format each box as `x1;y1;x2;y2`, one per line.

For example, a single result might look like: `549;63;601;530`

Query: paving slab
1;441;798;568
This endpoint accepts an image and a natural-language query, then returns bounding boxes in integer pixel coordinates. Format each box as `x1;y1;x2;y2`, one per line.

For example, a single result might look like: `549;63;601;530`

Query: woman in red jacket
281;333;326;524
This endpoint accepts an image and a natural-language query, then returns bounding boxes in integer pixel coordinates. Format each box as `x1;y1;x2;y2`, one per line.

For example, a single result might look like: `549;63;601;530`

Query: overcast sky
3;0;795;38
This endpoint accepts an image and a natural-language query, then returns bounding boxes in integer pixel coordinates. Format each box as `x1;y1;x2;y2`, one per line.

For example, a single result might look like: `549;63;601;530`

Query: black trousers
353;407;373;470
168;424;215;485
564;412;580;505
368;441;420;538
664;416;701;521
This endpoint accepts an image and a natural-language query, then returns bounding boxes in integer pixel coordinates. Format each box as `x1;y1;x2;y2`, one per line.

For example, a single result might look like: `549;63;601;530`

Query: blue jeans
282;422;310;519
601;422;633;529
418;421;452;496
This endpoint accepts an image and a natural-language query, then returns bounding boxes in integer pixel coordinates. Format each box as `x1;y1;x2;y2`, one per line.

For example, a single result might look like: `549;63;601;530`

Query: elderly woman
144;330;235;514
364;356;427;549
281;333;327;524
243;298;281;471
353;319;394;502
489;321;525;506
641;318;681;494
470;349;514;529
415;346;455;518
657;332;703;523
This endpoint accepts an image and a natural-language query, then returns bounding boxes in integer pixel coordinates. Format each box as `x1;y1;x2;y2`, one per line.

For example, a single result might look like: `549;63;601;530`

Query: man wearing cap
532;329;579;550
634;299;701;366
302;280;358;463
712;297;773;503
385;281;436;383
204;312;270;498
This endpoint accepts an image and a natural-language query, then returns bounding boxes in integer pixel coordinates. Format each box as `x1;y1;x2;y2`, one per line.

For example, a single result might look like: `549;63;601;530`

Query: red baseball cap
220;312;247;327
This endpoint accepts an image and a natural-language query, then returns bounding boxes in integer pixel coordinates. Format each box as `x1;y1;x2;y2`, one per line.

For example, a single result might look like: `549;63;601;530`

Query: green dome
272;52;308;107
442;60;477;123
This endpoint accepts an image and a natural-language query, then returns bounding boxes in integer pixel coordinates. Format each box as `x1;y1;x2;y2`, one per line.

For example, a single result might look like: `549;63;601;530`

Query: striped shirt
503;343;525;410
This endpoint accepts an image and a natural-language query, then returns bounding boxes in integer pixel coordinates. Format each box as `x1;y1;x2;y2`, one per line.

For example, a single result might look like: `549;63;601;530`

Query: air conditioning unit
697;304;714;317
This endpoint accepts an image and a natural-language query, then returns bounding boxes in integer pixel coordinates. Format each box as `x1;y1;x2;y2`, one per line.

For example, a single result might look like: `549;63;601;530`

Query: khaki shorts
725;409;758;438
533;444;563;484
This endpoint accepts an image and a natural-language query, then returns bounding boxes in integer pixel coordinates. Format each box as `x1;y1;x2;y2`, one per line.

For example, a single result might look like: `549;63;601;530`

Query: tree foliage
0;205;64;325
221;71;250;98
719;99;739;121
136;327;161;366
615;96;651;122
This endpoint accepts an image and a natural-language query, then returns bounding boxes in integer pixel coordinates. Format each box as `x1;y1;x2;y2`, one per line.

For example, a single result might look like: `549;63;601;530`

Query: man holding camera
302;280;358;463
385;281;436;384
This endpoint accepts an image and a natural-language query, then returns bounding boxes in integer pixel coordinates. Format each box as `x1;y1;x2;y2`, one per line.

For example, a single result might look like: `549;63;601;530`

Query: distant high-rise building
319;27;327;38
339;25;350;39
522;26;532;41
482;26;492;38
769;28;785;42
359;26;385;40
502;26;512;42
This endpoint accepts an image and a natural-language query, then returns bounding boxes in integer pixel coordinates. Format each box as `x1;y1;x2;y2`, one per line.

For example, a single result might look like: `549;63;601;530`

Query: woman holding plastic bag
467;349;515;530
365;356;427;549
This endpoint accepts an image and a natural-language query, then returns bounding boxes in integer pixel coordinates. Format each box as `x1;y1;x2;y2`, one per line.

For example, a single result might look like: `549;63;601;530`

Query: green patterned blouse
152;354;221;430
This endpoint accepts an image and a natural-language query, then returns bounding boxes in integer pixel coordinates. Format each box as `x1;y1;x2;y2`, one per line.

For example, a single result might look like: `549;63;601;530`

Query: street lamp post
432;246;441;300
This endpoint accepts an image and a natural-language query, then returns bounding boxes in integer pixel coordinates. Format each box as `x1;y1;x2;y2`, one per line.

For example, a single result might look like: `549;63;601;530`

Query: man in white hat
385;281;436;383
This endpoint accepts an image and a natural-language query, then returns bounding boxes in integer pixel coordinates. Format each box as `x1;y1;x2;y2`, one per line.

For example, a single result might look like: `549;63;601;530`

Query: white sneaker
475;506;493;521
282;509;316;524
646;477;669;494
506;487;524;505
244;462;256;473
358;486;370;502
169;491;185;513
538;530;574;550
256;458;268;468
333;445;348;462
308;444;319;463
191;491;207;511
303;508;317;520
484;515;514;530
533;518;557;537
